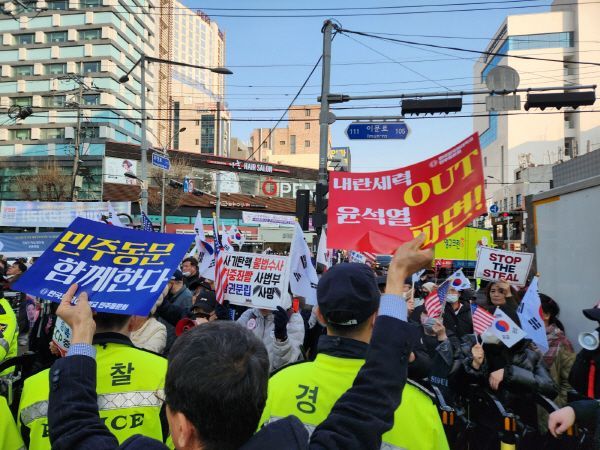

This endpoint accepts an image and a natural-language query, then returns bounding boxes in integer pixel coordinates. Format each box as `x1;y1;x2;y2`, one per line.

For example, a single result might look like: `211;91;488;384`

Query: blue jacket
48;314;415;450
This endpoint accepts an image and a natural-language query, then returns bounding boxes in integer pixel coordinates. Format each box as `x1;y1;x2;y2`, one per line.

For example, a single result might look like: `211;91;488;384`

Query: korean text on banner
221;251;291;310
474;247;533;287
327;133;485;254
51;317;72;357
0;201;131;228
241;211;296;227
12;217;194;316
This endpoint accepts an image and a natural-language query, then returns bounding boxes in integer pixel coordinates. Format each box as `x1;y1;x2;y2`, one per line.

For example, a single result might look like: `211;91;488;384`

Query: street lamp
118;55;233;214
159;126;186;232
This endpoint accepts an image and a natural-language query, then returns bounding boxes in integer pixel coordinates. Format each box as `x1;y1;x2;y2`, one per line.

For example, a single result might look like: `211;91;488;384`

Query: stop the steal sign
475;247;533;286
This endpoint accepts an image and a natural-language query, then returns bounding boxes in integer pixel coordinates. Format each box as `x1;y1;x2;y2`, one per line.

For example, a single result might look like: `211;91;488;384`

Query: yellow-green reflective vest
0;297;18;376
18;340;168;449
261;353;449;450
1;395;25;450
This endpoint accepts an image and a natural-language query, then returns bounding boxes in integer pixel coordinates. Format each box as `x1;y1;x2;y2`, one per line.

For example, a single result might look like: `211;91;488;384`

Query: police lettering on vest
261;351;449;450
18;336;168;449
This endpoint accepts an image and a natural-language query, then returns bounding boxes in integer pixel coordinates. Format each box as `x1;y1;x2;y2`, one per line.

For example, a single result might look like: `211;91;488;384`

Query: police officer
1;395;24;450
260;262;449;450
17;312;168;449
0;296;18;376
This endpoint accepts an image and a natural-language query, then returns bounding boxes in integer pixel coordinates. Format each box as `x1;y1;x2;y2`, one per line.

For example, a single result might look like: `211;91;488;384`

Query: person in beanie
260;259;448;449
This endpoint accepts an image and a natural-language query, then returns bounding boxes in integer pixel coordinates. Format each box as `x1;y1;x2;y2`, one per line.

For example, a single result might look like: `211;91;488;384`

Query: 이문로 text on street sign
345;122;409;140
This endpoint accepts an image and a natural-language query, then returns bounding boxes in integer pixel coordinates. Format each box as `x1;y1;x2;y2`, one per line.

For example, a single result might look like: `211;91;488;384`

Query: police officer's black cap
317;263;380;326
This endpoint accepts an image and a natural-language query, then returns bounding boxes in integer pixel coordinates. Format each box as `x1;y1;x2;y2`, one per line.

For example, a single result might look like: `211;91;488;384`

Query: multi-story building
473;0;600;207
156;1;229;155
249;105;324;169
0;0;157;199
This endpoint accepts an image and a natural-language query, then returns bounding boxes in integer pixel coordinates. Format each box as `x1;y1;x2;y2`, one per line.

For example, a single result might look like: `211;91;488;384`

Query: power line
244;52;324;161
149;0;546;12
337;27;600;67
57;0;561;17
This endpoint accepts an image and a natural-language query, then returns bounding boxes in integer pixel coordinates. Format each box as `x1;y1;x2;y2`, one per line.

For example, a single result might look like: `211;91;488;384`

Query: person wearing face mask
441;287;473;338
181;257;201;291
474;281;557;446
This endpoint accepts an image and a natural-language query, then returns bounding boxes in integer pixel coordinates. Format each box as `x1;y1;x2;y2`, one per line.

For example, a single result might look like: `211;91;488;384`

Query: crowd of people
1;237;600;449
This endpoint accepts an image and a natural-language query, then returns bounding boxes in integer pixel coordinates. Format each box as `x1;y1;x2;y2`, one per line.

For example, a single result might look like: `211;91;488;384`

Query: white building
473;0;600;208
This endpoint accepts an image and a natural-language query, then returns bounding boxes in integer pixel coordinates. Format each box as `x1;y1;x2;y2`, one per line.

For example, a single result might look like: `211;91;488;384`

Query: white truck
529;174;600;348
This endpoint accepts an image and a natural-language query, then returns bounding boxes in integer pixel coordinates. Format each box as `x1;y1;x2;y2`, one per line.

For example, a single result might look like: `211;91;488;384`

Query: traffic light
295;189;310;231
401;98;462;116
313;182;328;229
524;91;595;111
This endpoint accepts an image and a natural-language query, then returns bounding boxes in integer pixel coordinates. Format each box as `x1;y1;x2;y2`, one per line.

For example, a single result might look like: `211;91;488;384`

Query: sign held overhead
474;247;533;286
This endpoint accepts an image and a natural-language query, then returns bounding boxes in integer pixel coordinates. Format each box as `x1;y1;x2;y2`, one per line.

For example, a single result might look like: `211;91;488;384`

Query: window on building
304;122;310;130
16;34;34;45
200;114;215;154
82;94;100;105
14;65;33;76
484;156;487;167
10;129;31;140
45;63;67;75
304;140;310;148
82;61;101;73
11;97;32;106
290;135;296;154
564;137;577;157
195;139;199;145
516;194;522;207
41;128;65;139
47;31;68;43
508;32;574;51
503;198;508;211
80;0;102;7
305;109;310;117
564;113;575;129
43;95;66;107
195;120;200;126
79;29;101;40
279;140;285;145
46;0;67;9
515;170;521;180
81;126;100;138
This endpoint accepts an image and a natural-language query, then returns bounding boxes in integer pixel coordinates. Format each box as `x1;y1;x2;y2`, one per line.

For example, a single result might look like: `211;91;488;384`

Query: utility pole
215;171;221;231
216;100;221;157
314;20;334;245
139;56;149;214
70;79;84;201
318;20;333;187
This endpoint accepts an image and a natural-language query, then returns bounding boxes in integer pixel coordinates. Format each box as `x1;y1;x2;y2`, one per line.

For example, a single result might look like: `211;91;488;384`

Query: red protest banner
327;133;485;254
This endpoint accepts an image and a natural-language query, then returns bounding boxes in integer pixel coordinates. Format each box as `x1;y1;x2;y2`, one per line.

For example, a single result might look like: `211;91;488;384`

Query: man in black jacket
47;235;433;450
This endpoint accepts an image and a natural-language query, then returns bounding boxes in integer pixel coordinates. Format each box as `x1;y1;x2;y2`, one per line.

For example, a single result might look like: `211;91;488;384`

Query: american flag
363;252;377;265
212;214;229;304
140;211;154;232
424;280;450;318
215;252;229;305
471;304;495;335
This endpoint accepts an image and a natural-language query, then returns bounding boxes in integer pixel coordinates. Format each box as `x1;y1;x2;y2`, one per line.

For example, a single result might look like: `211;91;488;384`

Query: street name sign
345;122;409;140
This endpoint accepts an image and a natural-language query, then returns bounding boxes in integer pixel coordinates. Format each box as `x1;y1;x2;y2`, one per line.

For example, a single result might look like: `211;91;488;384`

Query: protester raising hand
432;319;448;342
386;234;434;297
55;283;95;345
